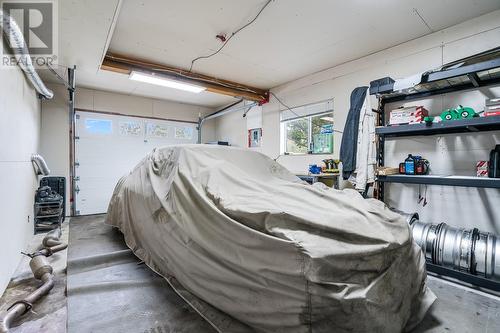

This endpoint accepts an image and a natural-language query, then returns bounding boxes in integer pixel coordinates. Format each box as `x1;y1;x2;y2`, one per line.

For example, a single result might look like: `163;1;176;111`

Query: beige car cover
106;145;435;333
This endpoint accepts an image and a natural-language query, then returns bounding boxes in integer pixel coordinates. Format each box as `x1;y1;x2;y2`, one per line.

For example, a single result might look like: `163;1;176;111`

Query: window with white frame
281;100;334;155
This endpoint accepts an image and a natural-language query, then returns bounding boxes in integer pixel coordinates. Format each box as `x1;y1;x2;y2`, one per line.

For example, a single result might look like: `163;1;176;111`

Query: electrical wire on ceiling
270;91;343;134
188;0;273;72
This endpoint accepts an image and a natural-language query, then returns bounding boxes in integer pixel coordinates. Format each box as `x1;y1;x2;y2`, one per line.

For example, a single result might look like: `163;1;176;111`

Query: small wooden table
296;173;340;189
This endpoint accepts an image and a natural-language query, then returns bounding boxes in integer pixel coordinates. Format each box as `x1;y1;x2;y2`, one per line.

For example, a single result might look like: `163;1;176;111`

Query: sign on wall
146;123;169;138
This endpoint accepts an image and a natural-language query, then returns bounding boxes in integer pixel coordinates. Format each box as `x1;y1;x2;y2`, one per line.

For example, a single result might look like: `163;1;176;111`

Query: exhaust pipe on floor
0;229;67;333
401;212;500;281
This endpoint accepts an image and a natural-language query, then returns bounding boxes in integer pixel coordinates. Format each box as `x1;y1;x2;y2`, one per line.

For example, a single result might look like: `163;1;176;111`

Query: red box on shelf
476;161;489;177
389;106;429;125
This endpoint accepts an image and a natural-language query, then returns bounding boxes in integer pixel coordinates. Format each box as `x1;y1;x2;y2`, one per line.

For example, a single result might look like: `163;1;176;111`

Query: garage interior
2;0;500;332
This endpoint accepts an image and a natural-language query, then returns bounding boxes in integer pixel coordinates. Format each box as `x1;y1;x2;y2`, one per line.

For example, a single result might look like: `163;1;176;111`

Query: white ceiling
42;0;500;108
40;0;236;107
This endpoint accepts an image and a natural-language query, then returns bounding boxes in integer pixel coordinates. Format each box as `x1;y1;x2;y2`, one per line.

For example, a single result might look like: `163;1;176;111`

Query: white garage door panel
75;111;197;215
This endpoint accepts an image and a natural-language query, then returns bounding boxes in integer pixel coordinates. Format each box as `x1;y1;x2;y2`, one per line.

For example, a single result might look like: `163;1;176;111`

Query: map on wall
119;121;142;136
146;123;169;138
174;126;193;140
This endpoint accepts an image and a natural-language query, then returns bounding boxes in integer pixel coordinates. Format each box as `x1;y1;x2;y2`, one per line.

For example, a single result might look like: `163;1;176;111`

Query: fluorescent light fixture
129;71;206;93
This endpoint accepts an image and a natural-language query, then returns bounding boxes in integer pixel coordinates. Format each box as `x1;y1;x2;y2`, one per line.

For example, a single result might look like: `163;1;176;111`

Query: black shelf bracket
376;115;500;137
427;263;500;292
378;175;500;189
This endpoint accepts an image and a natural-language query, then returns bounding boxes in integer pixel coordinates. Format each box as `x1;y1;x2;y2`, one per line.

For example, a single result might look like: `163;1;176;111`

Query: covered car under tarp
106;145;435;333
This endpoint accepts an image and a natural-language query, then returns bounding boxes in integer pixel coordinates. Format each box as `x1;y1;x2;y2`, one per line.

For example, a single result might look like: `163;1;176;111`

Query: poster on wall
119;121;142;136
146;122;169;138
85;119;112;134
174;126;194;140
248;128;262;148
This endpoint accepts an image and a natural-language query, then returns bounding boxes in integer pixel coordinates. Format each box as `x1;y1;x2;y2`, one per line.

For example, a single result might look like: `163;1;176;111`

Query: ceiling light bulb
129;71;206;93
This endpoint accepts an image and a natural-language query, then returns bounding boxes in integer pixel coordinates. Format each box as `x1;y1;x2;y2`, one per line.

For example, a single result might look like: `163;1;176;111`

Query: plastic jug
404;154;416;175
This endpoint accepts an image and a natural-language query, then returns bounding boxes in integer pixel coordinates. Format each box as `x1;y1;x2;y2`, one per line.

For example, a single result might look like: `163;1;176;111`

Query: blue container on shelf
309;164;322;174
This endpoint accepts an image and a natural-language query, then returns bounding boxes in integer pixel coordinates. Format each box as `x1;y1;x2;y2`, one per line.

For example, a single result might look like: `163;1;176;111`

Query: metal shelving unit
374;47;500;201
372;47;500;292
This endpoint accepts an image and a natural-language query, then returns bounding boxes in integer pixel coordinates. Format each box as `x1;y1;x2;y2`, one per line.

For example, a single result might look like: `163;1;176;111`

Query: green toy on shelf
440;105;477;121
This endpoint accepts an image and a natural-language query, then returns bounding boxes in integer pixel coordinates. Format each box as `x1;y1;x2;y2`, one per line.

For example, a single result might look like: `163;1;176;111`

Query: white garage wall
214;10;500;233
0;67;41;295
40;84;217;215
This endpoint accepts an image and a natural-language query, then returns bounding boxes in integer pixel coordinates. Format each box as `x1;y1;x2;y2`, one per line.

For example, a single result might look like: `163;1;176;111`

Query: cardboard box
486;98;500;107
477;161;489;177
485;104;500;117
389;106;428;125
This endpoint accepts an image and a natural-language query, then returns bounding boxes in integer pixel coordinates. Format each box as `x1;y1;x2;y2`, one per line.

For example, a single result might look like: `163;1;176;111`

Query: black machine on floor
34;177;66;233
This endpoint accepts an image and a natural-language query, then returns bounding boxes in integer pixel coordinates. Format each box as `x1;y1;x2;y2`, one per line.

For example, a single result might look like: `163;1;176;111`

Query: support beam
101;52;269;103
68;66;76;216
467;73;481;87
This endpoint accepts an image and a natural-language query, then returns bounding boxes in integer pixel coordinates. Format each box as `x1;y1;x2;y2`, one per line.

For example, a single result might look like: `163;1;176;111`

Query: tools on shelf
308;159;340;175
322;159;340;173
300;160;340;189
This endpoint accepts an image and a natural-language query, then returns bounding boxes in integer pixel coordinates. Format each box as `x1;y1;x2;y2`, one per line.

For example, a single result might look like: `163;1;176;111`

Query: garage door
74;111;198;215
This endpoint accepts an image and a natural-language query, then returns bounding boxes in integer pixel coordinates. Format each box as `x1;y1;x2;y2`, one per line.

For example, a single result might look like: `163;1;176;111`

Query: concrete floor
66;214;218;333
413;277;500;332
2;214;500;332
